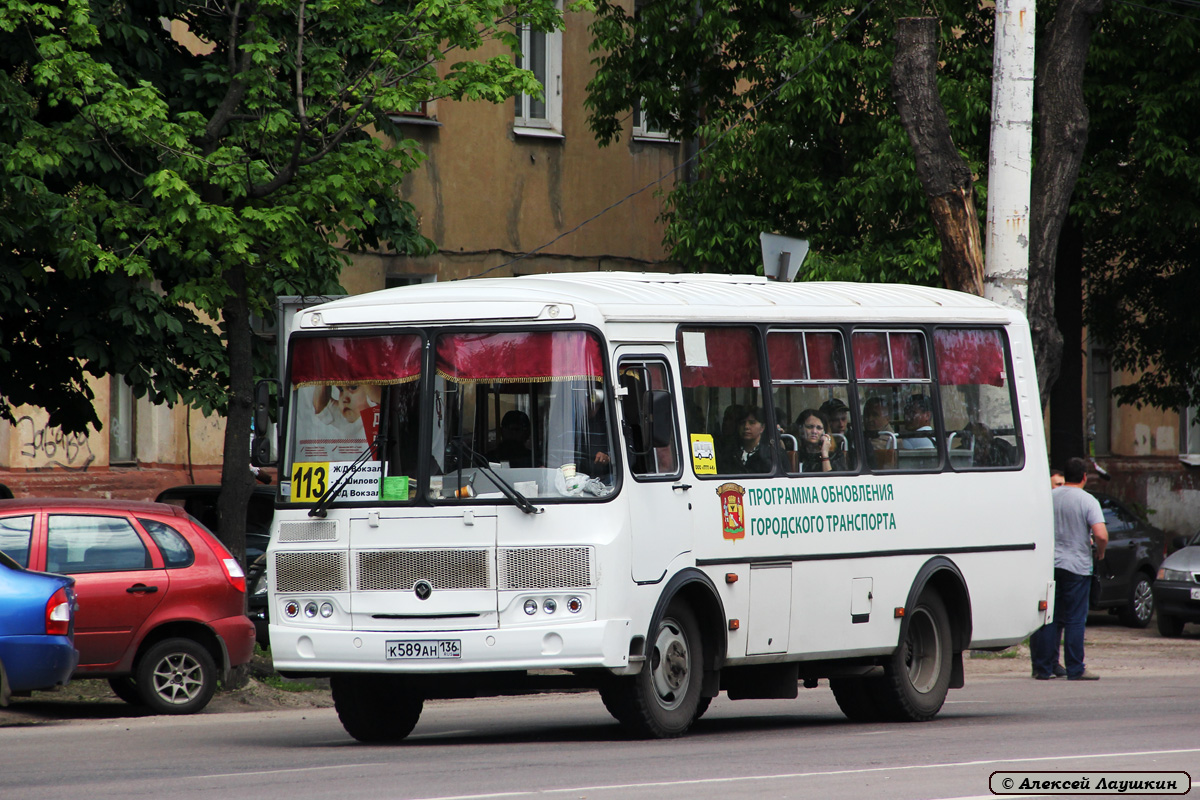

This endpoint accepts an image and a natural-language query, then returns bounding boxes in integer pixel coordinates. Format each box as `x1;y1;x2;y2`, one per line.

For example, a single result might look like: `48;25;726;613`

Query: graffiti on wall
16;416;96;471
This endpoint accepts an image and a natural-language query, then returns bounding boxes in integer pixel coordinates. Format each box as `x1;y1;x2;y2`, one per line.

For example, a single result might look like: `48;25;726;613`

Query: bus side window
676;327;772;477
934;328;1022;470
852;329;939;472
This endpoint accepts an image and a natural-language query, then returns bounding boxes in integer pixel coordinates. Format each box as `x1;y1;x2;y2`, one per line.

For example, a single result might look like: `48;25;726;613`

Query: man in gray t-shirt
1030;457;1108;680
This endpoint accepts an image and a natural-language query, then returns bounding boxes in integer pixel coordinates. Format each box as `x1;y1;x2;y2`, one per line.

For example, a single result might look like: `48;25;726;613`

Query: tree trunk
1050;218;1086;466
217;262;255;572
892;17;985;297
1028;0;1105;408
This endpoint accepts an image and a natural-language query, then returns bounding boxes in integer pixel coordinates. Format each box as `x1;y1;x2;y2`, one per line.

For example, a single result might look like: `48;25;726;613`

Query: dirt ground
3;613;1196;728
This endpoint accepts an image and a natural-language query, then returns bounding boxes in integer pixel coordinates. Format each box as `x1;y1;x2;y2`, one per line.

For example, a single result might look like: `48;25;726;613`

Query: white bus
256;272;1054;741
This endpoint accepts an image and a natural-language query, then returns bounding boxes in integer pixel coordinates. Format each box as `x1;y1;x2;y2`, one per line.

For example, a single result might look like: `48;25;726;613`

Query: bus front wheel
600;601;704;738
874;590;952;721
331;673;423;743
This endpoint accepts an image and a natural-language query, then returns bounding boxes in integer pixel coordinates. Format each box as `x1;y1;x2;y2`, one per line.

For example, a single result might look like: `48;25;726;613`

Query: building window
514;6;562;135
1181;405;1200;459
632;100;673;141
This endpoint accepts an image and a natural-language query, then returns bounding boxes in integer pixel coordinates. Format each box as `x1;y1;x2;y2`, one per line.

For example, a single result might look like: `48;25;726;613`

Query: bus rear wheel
331;674;423;743
873;590;952;722
600;601;703;738
829;677;885;722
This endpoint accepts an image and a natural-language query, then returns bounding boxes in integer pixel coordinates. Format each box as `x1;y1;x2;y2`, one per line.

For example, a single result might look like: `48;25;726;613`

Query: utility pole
983;0;1036;312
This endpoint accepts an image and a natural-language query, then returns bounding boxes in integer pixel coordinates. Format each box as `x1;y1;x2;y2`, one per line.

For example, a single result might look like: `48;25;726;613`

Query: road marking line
189;746;1200;796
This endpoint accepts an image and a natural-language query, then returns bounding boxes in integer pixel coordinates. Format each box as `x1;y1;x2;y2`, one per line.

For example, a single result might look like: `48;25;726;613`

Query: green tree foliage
585;0;994;282
1077;3;1200;411
1;0;566;558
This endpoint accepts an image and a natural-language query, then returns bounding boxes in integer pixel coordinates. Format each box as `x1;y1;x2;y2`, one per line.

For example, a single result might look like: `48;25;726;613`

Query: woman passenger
718;405;773;474
795;408;845;473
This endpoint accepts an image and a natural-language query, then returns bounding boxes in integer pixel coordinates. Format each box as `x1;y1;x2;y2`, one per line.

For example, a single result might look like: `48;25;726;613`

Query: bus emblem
716;482;746;540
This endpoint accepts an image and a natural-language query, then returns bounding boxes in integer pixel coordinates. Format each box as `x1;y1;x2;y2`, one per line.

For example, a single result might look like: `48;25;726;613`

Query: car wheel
871;590;953;722
599;601;704;738
331;673;423;743
1119;573;1154;628
1157;611;1185;637
135;638;217;715
108;676;143;706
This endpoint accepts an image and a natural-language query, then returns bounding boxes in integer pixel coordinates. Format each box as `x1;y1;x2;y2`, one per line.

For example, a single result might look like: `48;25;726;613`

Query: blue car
0;549;79;705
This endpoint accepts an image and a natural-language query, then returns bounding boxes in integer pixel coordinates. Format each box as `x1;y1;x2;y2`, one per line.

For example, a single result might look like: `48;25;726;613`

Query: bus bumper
269;618;635;674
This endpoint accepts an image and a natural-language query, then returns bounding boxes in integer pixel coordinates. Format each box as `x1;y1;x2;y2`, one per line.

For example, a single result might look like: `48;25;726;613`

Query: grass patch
258;673;320;693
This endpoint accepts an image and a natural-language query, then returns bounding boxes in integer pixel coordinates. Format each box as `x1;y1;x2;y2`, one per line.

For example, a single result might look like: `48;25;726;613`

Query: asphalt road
2;618;1198;800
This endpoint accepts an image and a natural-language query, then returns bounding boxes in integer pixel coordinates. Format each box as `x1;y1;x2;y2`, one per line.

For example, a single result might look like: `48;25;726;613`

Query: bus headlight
284;600;300;618
303;601;318;618
566;596;583;613
524;599;538;615
543;598;557;614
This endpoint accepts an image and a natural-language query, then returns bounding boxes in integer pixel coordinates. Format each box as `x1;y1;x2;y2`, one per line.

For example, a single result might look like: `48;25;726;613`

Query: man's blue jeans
1030;568;1091;678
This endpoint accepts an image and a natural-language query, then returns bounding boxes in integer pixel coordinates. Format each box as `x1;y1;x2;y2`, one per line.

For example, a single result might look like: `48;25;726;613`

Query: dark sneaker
1053;664;1067;678
1033;672;1056;680
1067;670;1100;681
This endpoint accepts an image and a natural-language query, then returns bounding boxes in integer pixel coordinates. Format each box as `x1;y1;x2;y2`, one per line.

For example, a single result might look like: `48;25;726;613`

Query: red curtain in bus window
677;327;761;388
766;333;806;380
890;332;928;379
852;332;890;379
291;335;422;387
435;331;605;383
806;332;846;380
934;328;1007;386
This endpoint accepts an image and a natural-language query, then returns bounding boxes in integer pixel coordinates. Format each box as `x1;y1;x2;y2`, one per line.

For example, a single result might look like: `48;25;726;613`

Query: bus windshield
283;329;615;505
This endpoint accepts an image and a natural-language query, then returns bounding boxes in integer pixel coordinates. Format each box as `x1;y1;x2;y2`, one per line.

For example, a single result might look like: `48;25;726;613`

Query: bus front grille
274;551;348;592
278;520;338;542
356;549;492;590
498;547;593;590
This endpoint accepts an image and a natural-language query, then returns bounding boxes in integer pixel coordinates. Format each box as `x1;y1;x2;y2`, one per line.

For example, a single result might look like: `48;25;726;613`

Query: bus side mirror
646;390;674;448
251;379;278;467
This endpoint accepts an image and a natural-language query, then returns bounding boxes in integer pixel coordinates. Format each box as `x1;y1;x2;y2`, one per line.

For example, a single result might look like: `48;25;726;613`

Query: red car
0;499;255;714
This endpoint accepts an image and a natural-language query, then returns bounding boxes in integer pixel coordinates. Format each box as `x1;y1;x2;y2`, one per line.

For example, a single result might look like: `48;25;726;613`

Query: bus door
616;352;692;583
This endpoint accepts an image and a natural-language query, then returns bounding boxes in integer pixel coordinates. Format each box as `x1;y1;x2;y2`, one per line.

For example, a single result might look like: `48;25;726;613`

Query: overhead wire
467;0;879;279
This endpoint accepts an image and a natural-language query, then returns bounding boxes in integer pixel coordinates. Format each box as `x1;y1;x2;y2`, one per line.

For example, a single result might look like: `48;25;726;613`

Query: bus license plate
386;640;461;660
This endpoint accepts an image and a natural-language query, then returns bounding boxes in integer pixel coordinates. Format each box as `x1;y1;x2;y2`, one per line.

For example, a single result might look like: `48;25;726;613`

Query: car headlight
1158;567;1192;582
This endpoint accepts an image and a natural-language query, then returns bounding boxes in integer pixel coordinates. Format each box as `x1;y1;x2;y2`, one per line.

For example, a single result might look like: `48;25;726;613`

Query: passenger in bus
794;409;845;472
862;397;897;470
718;405;772;473
965;422;1014;467
900;393;935;449
819;398;855;467
487;410;533;468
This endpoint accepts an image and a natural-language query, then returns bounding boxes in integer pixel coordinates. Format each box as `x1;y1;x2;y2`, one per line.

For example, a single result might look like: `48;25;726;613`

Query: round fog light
567;596;583;613
284;600;300;617
523;599;538;615
319;602;334;618
303;601;318;618
543;598;557;614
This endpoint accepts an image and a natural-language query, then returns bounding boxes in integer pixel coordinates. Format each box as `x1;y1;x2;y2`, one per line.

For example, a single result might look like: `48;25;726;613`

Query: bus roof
298;272;1022;330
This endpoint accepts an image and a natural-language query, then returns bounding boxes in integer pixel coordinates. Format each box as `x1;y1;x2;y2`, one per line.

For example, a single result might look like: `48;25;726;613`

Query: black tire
601;601;704;739
829;677;886;722
108;676;143;706
872;590;953;722
1157;610;1185;637
331;673;423;743
1119;573;1155;628
135;638;217;715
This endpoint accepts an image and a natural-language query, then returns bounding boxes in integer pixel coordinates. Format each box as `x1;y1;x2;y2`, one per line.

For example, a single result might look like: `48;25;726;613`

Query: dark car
154;485;275;565
1088;492;1166;628
1151;530;1200;636
0;548;78;704
0;499;255;714
155;485;275;648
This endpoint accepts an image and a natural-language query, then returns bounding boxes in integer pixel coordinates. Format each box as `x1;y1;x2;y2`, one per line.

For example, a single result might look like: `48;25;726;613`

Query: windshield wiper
308;441;376;518
451;439;542;515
